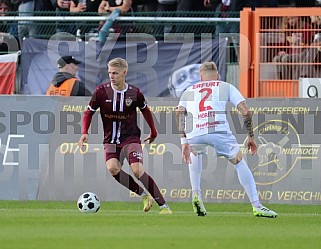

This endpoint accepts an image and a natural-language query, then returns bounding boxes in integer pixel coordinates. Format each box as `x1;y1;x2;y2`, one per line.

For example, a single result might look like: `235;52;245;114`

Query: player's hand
78;134;89;148
143;135;155;144
182;143;191;164
247;136;257;155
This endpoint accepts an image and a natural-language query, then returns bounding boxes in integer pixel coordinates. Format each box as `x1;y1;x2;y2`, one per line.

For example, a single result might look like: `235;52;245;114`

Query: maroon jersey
88;82;147;144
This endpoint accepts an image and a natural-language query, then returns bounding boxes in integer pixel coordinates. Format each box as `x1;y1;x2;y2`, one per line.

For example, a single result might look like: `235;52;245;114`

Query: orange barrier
239;7;321;98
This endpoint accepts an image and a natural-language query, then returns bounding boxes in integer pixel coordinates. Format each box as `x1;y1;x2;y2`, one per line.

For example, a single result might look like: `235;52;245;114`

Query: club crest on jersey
125;98;133;106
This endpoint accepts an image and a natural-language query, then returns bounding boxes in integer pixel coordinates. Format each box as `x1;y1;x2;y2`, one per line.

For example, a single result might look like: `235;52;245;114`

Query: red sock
113;170;144;195
139;172;166;206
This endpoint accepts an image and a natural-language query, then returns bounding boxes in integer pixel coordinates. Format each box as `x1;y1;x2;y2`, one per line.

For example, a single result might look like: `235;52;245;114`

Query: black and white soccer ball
77;192;100;213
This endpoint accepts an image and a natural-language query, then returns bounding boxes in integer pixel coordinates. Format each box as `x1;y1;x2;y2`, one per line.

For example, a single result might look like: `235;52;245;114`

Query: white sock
234;159;260;205
189;153;202;197
159;203;169;209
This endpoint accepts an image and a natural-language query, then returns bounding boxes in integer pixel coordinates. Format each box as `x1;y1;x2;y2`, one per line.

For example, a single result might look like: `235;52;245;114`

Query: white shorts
187;133;240;160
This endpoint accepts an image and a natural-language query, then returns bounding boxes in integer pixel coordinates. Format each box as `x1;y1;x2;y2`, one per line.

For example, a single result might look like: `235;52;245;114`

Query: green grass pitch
1;200;321;249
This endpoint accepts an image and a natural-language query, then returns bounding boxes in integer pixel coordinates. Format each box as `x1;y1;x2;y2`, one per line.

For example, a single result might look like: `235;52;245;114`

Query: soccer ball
77;192;100;213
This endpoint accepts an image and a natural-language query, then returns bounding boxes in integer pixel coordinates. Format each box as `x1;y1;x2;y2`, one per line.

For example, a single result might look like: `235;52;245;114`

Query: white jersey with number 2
178;80;245;139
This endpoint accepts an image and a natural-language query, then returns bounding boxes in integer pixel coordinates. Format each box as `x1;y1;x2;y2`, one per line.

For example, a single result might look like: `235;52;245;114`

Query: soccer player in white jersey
175;61;278;218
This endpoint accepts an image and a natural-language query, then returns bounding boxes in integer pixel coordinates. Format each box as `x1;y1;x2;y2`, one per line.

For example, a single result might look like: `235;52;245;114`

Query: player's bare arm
175;106;192;164
237;101;257;155
175;106;187;138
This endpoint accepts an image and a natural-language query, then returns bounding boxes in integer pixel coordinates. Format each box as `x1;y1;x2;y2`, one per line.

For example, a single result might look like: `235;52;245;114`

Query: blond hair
108;58;128;70
200;62;218;73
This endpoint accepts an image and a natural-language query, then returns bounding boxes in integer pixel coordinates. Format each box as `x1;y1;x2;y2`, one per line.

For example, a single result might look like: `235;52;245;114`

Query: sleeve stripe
88;105;96;112
140;104;147;110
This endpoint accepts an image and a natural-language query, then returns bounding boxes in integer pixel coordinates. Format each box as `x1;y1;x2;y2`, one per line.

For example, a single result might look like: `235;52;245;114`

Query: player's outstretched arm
237;101;257;155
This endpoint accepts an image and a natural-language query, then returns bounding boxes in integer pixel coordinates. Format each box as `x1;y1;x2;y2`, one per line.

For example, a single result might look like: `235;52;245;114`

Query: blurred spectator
176;0;207;33
0;0;17;35
52;0;76;36
300;17;321;78
0;0;19;53
98;0;132;34
11;0;35;42
157;0;176;33
11;0;54;42
70;0;102;37
312;33;321;77
98;0;131;14
204;1;239;36
273;16;313;80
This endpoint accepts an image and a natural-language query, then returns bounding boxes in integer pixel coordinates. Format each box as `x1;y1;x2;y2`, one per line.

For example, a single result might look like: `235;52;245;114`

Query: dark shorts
104;136;143;165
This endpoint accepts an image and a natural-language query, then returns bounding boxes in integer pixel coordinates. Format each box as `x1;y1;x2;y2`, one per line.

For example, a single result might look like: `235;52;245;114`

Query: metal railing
0;11;240;40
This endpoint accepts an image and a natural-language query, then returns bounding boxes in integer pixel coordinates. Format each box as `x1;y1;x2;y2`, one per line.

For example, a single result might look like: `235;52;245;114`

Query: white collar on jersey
111;82;128;93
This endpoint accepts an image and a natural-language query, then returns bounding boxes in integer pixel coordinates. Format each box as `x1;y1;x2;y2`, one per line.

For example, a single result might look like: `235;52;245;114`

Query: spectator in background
98;0;132;16
70;0;102;38
273;16;313;80
98;0;132;34
11;0;54;42
300;16;321;78
11;0;35;43
176;0;207;33
52;0;76;37
46;55;91;96
0;0;17;35
204;0;239;37
157;0;176;33
0;0;18;53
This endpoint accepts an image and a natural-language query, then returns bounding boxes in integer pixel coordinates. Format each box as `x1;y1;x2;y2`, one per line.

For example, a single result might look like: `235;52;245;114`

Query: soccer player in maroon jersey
78;58;172;214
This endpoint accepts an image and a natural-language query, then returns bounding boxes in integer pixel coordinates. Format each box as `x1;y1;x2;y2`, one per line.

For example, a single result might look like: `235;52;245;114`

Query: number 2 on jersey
199;88;213;112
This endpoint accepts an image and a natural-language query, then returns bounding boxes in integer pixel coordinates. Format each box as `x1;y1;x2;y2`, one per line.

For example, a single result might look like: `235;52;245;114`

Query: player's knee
130;162;144;178
109;167;120;176
132;168;143;178
229;151;243;165
235;151;243;164
106;164;120;176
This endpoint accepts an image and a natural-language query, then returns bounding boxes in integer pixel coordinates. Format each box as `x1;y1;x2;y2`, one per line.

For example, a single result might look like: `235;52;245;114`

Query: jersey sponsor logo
196;121;220;129
104;114;129;120
125;98;133;107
